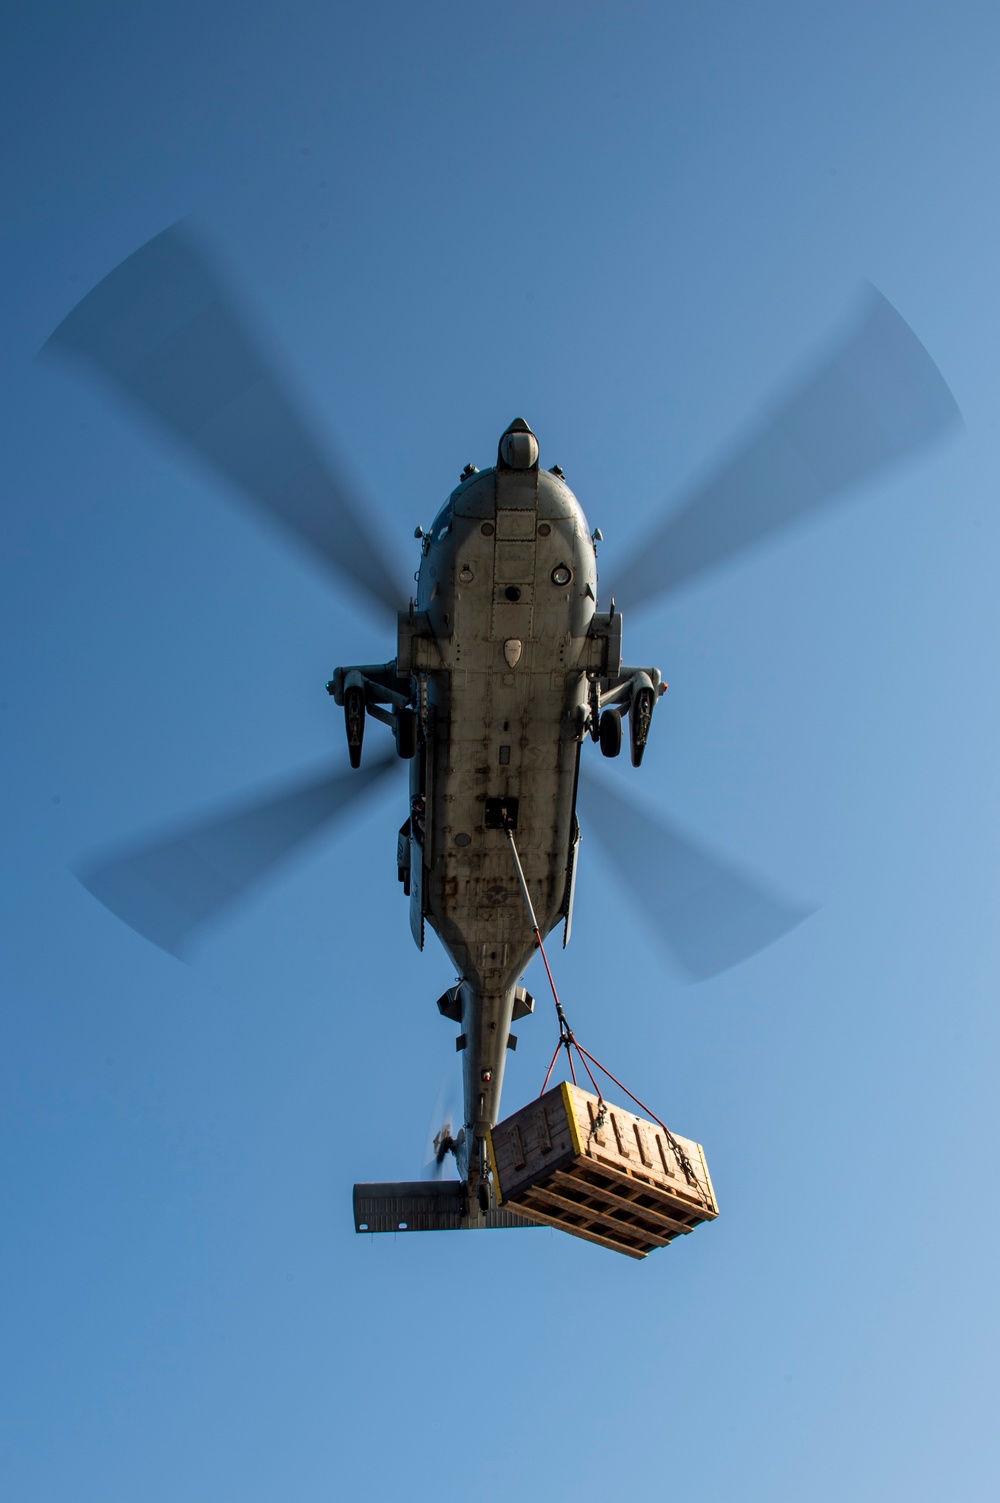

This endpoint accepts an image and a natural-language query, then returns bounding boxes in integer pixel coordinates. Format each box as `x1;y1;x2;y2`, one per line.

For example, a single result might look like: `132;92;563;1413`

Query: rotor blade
422;1064;463;1179
43;222;404;618
579;766;812;980
77;752;399;957
614;288;961;609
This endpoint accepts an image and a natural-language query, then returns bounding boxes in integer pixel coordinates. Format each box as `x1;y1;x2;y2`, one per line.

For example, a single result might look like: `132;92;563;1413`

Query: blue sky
2;2;998;1499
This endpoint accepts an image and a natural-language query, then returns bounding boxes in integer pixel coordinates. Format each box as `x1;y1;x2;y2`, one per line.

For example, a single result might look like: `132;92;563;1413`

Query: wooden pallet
487;1081;718;1259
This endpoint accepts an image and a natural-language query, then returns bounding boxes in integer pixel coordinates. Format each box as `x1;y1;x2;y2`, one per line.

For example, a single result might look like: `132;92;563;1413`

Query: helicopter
44;223;959;1215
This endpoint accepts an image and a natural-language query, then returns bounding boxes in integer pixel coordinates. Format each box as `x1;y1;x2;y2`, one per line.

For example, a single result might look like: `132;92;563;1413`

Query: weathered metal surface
342;423;662;1180
408;459;613;1144
487;1082;718;1259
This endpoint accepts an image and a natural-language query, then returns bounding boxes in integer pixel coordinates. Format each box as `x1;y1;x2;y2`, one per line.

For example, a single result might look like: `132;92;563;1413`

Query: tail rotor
422;1065;463;1180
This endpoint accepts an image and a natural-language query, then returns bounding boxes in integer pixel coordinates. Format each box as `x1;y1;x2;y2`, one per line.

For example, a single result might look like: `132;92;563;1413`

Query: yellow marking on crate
486;1129;503;1205
696;1141;719;1214
560;1080;584;1156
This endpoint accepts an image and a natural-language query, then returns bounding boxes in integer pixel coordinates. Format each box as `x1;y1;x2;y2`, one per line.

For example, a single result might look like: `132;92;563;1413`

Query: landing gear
590;669;661;766
330;663;419;767
599;708;623;758
629;686;655;767
396;821;411;894
344;685;365;768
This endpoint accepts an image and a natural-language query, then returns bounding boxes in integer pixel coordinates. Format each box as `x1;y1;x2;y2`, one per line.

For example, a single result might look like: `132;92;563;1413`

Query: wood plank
547;1168;699;1235
520;1182;673;1250
567;1088;718;1202
585;1150;712;1211
566;1156;708;1220
509;1193;652;1259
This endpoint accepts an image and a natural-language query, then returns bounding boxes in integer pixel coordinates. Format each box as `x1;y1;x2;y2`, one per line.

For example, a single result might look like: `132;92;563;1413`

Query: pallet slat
516;1182;674;1252
545;1167;696;1235
498;1192;651;1260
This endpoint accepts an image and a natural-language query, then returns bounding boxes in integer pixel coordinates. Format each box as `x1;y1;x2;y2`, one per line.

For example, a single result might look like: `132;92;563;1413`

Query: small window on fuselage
430;500;452;539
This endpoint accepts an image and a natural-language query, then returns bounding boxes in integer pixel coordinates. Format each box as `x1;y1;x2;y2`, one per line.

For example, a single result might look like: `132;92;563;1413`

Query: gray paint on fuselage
408;455;600;1149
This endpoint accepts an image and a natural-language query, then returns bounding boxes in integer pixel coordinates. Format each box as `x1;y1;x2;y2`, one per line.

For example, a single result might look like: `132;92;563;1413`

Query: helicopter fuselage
332;429;663;1183
51;226;958;1218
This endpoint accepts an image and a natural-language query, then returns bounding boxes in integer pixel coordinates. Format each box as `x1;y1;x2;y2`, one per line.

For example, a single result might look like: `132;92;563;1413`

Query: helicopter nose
498;417;539;470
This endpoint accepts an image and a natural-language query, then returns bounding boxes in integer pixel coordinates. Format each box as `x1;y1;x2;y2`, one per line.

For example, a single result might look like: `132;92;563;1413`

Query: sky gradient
2;3;998;1499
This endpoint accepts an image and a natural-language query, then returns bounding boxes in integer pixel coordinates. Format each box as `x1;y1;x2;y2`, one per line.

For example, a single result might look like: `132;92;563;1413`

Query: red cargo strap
504;824;699;1189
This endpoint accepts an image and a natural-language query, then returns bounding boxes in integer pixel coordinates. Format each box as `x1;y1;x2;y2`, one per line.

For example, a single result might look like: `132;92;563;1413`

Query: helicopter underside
44;224;961;1219
403;450;642;1172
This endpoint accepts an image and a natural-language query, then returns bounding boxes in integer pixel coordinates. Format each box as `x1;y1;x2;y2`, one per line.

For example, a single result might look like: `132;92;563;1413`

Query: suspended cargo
487;1081;718;1259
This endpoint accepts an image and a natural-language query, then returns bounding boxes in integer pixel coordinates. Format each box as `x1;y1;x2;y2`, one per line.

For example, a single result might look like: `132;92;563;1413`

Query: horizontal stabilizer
353;1181;539;1234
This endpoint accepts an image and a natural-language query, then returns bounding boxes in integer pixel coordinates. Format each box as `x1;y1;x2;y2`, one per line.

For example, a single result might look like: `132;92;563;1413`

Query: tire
599;709;623;758
395;705;417;760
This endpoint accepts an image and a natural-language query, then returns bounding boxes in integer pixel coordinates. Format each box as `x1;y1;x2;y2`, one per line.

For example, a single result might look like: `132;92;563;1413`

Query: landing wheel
395;705;417;759
344;686;365;768
477;1181;490;1214
630;688;655;767
599;709;623;758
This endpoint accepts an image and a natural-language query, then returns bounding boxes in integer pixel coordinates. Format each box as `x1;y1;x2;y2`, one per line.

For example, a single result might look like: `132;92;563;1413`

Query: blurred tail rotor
421;1065;463;1179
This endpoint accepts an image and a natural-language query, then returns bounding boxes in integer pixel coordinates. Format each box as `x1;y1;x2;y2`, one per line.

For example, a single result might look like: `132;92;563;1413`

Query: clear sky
2;3;998;1499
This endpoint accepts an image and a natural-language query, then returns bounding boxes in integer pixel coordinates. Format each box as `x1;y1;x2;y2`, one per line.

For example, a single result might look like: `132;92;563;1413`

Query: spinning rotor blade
615;288;960;609
77;752;398;957
44;222;404;617
579;767;811;980
422;1065;463;1179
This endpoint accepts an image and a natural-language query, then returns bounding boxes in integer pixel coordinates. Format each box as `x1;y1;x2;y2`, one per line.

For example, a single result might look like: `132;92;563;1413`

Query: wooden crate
487;1081;718;1259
